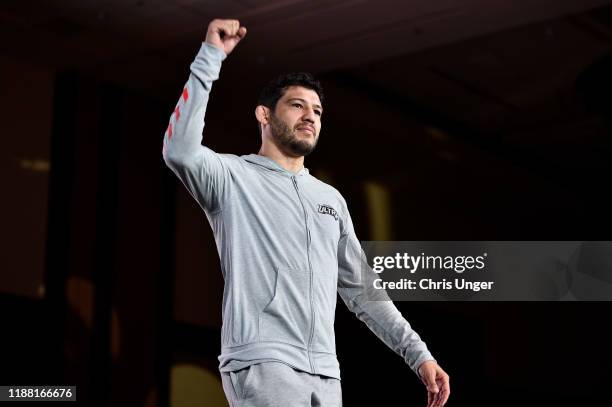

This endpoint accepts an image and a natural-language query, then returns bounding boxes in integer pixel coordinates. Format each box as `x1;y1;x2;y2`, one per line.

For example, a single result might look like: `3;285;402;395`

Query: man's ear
255;105;269;126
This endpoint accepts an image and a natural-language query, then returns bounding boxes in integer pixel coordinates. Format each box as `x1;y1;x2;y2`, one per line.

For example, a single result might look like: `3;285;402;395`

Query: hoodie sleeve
162;42;229;214
336;201;436;377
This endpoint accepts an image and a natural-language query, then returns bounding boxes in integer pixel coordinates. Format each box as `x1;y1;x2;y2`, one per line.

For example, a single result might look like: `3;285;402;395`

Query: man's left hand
418;360;450;407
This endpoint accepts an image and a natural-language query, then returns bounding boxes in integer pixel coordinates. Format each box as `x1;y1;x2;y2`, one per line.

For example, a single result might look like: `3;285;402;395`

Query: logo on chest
317;204;339;221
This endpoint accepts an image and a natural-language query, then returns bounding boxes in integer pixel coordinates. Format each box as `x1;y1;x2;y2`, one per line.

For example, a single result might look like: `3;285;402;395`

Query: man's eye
315;110;322;116
292;103;303;108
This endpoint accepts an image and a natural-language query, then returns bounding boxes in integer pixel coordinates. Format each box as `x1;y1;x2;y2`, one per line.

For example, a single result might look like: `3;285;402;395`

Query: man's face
268;86;323;157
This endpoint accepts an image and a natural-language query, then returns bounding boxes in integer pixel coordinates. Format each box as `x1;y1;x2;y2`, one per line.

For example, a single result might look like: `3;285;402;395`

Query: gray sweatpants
220;362;342;407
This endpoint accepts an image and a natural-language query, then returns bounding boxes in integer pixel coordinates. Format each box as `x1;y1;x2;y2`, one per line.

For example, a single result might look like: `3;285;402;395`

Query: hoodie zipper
291;175;316;373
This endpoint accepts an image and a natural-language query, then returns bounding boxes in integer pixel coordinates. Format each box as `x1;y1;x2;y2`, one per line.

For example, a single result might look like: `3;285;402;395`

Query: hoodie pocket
258;267;311;347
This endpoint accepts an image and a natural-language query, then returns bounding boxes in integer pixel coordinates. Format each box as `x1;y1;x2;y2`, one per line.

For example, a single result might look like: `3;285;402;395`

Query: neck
257;141;305;174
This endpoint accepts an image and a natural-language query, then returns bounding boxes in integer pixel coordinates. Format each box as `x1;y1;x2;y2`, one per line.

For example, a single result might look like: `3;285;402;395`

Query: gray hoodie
162;42;436;379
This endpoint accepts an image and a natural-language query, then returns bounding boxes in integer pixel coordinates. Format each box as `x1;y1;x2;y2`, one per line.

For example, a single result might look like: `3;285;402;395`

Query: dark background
2;0;612;406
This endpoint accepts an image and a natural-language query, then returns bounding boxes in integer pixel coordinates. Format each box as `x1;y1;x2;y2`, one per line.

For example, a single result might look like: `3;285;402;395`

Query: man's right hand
205;19;247;56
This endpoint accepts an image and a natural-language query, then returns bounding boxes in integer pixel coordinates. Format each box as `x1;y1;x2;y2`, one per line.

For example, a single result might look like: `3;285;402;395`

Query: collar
242;154;310;177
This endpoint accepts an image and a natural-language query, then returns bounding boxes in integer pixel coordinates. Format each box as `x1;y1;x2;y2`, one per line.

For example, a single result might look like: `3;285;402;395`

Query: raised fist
205;19;247;55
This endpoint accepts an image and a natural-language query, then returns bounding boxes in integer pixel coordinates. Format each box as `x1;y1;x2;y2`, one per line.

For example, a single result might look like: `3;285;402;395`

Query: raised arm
162;19;246;213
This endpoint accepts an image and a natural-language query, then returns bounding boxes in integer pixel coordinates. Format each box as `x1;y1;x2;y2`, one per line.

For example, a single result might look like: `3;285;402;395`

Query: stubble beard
269;112;318;157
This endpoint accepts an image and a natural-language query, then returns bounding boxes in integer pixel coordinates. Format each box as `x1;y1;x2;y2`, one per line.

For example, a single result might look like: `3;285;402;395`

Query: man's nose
302;109;316;123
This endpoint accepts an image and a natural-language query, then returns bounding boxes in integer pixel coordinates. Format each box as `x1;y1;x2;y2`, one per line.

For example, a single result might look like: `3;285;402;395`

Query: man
163;19;450;407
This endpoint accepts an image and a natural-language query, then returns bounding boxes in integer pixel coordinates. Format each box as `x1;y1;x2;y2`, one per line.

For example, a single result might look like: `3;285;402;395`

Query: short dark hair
257;72;324;109
256;73;324;135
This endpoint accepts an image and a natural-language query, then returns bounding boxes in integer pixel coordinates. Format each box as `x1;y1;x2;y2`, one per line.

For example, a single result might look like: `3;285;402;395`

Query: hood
242;154;310;177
